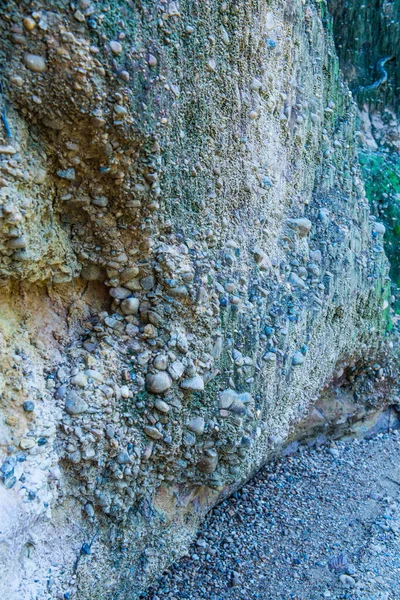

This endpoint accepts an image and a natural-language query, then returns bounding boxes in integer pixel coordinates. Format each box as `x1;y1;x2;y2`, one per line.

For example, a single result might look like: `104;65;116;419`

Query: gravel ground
142;431;400;600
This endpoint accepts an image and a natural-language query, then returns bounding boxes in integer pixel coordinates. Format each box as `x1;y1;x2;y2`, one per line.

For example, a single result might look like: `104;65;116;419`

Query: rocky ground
142;431;400;600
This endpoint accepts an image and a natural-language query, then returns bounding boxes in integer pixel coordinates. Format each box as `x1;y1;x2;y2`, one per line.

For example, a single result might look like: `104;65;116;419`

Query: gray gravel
142;432;400;600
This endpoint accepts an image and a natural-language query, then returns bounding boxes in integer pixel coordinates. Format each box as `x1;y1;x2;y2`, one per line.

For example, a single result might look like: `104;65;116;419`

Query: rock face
0;1;396;599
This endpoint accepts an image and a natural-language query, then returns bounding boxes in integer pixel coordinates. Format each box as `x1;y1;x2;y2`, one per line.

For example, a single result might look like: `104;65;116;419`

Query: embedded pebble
23;401;35;412
180;375;205;392
0;145;17;155
197;449;218;473
120;297;140;315
144;426;163;440
110;41;123;55
219;388;238;409
154;354;168;370
109;287;131;300
292;351;305;366
339;574;356;588
373;222;386;235
187;416;205;435
287;218;312;237
23;53;47;73
168;361;185;380
20;438;35;450
145;372;173;394
70;372;88;388
7;236;26;249
154;398;170;413
65;392;88;415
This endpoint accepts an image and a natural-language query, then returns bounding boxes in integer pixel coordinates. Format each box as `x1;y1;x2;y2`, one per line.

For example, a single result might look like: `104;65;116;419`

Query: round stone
109;287;131;300
373;222;386;235
110;41;123;55
153;354;168;370
23;17;36;31
292;351;305;366
65;392;88;415
154;398;170;413
23;53;47;73
145;372;172;394
23;401;35;412
120;297;140;315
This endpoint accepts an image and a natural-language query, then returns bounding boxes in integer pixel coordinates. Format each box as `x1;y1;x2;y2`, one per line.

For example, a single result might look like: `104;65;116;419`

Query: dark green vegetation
328;0;400;111
329;0;400;313
359;149;400;304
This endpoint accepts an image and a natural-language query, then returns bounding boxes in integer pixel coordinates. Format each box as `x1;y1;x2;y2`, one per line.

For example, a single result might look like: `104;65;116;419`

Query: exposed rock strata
0;1;395;598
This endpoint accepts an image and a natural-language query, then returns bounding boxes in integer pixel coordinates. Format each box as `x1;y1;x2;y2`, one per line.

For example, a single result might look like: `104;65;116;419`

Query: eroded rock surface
0;1;395;599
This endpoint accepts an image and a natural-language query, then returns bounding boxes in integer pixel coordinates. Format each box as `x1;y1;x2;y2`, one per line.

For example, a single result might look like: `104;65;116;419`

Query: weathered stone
187;416;205;435
180;375;204;392
219;389;238;410
109;287;131;300
145;372;173;394
287;218;312;237
23;401;35;412
19;438;35;450
6;236;26;249
0;145;17;155
154;398;170;413
70;372;88;388
116;451;130;464
197;449;218;473
144;426;163;440
120;297;140;315
228;398;246;415
168;361;185;380
84;369;104;383
65;392;88;415
373;222;386;235
110;41;122;55
23;53;46;73
292;352;305;366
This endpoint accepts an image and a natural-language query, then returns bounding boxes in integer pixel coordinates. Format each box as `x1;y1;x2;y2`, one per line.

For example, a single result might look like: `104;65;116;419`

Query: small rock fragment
292;351;305;366
287;218;312;237
65;392;88;415
197;449;218;473
144;426;163;440
187;417;205;435
181;375;205;392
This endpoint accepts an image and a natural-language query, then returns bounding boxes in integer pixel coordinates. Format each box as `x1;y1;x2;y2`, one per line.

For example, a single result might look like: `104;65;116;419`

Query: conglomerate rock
0;1;395;598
